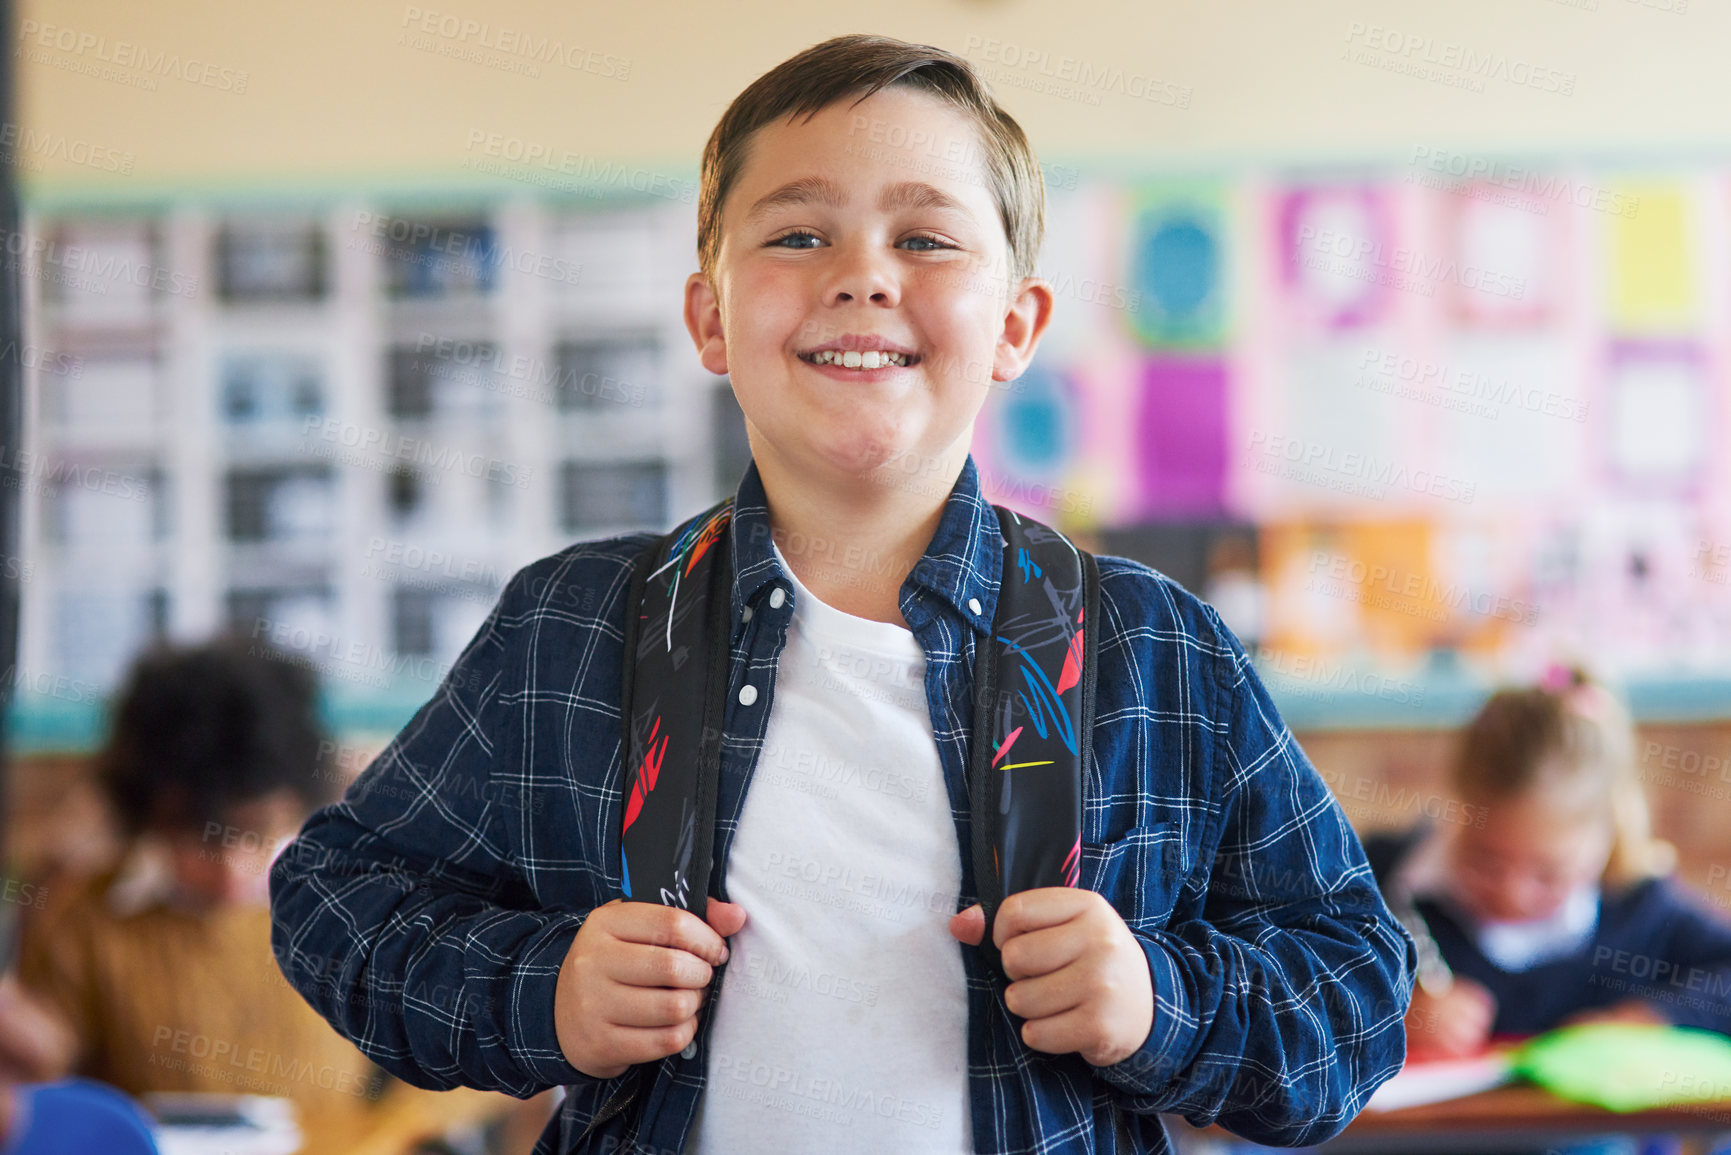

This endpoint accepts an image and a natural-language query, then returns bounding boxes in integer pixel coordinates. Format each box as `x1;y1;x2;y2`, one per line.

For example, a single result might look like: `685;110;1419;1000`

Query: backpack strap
617;497;1102;977
618;498;734;912
968;505;1098;978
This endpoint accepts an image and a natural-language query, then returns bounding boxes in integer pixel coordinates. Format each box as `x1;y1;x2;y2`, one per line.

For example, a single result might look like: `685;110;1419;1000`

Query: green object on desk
1513;1023;1731;1113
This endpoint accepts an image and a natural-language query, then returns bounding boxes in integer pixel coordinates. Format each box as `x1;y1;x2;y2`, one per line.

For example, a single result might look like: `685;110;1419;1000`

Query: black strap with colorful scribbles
618;497;1096;979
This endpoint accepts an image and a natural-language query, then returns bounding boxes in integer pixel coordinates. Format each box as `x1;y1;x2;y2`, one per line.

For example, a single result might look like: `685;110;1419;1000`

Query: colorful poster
1277;185;1397;330
1446;187;1558;328
1602;341;1711;496
975;365;1102;528
1123;184;1228;349
1136;357;1228;517
1606;184;1697;334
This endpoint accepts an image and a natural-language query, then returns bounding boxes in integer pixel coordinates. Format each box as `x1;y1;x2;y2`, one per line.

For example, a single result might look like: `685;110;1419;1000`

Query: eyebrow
742;177;971;224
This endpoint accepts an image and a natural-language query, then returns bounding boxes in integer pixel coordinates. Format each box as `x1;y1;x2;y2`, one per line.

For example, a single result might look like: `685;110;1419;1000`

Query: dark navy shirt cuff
1090;927;1192;1098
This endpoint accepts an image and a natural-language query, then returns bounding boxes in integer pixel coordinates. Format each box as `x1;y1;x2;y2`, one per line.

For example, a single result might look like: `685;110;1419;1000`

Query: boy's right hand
1404;975;1496;1060
554;897;746;1079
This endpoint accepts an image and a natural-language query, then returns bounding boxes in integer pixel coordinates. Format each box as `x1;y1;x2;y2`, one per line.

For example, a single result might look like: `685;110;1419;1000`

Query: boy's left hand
949;889;1154;1068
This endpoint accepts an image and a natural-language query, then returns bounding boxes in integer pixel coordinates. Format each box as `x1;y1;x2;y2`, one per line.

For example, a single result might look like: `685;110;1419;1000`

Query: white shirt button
968;597;983;615
769;587;786;610
681;1040;698;1060
738;684;758;706
741;605;753;622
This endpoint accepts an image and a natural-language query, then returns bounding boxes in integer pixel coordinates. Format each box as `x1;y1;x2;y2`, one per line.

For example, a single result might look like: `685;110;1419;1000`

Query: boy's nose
823;244;901;307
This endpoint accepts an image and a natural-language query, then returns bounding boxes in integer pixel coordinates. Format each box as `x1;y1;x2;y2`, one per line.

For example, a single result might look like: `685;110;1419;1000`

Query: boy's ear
992;276;1056;384
684;272;729;378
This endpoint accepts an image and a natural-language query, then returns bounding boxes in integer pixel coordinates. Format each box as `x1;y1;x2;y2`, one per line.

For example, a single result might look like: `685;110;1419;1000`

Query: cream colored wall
15;0;1730;199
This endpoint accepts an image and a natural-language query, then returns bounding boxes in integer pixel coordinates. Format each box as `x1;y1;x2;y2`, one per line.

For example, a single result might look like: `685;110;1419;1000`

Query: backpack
616;496;1100;974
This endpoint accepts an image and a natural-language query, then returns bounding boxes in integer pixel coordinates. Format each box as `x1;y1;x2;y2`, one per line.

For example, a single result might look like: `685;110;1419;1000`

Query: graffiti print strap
970;506;1095;974
618;500;733;911
619;498;1097;951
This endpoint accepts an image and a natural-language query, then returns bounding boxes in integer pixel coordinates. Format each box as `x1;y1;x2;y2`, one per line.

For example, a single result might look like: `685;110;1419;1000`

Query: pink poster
1137;357;1229;517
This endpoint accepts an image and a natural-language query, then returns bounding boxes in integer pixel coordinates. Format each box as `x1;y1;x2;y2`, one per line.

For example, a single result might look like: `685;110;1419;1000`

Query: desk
1321;1082;1731;1154
1171;1083;1731;1155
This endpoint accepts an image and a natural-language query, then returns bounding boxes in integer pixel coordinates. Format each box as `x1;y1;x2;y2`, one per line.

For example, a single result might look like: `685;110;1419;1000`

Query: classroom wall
16;0;1731;200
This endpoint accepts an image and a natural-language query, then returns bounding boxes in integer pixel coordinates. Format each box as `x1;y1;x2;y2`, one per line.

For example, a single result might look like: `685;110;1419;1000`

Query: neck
752;451;961;627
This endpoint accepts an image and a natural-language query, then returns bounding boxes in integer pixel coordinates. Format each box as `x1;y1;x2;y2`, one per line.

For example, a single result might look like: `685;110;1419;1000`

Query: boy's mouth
798;349;918;370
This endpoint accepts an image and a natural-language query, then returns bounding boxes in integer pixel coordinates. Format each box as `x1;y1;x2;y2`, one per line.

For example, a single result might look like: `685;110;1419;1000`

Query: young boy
270;33;1415;1155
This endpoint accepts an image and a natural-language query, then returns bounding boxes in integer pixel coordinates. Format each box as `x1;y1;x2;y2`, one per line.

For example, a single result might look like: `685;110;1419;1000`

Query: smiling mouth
798;349;919;370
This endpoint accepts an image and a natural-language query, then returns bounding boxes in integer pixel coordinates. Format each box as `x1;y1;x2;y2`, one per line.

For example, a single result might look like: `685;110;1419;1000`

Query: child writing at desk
1366;665;1731;1059
271;33;1414;1155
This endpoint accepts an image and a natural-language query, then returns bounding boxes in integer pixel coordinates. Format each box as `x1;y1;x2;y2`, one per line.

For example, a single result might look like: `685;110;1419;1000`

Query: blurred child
17;638;534;1152
1364;665;1731;1060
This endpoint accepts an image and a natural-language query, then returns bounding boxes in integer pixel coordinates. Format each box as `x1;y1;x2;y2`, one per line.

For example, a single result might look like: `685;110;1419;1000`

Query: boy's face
685;85;1052;493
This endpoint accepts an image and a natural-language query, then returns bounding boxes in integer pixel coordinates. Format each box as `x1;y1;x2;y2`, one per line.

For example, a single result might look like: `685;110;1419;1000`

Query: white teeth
807;349;909;368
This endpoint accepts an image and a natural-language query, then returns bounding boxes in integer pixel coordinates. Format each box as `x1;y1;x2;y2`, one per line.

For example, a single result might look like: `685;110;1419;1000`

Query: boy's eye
764;232;958;252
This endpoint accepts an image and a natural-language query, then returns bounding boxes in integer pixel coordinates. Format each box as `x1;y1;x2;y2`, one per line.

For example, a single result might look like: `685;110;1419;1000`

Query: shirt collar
726;454;1003;639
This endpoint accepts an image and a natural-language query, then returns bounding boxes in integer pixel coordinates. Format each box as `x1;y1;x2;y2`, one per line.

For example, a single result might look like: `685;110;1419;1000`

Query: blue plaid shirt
270;456;1414;1154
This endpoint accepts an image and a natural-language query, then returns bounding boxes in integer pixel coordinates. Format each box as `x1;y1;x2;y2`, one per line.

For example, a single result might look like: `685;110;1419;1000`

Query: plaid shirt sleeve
268;554;599;1098
1082;573;1417;1147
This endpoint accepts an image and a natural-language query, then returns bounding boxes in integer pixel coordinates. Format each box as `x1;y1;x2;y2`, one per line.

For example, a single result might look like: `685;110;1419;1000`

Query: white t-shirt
683;543;973;1154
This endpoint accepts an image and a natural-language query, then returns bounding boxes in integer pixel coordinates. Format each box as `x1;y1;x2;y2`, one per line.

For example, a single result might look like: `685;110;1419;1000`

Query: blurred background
7;0;1731;1151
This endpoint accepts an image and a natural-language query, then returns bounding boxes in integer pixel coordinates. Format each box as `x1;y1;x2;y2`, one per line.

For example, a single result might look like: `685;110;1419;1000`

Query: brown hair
1453;666;1673;889
696;33;1045;286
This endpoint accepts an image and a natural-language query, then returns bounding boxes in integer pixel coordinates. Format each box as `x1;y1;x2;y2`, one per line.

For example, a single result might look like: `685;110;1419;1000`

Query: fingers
704;898;748;939
991;888;1097;951
999;921;1089;982
602;983;707;1029
1452;977;1496;1014
948;904;985;946
590;1018;702;1071
1407;987;1493;1058
1003;970;1084;1023
606;902;731;968
606;941;716;992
